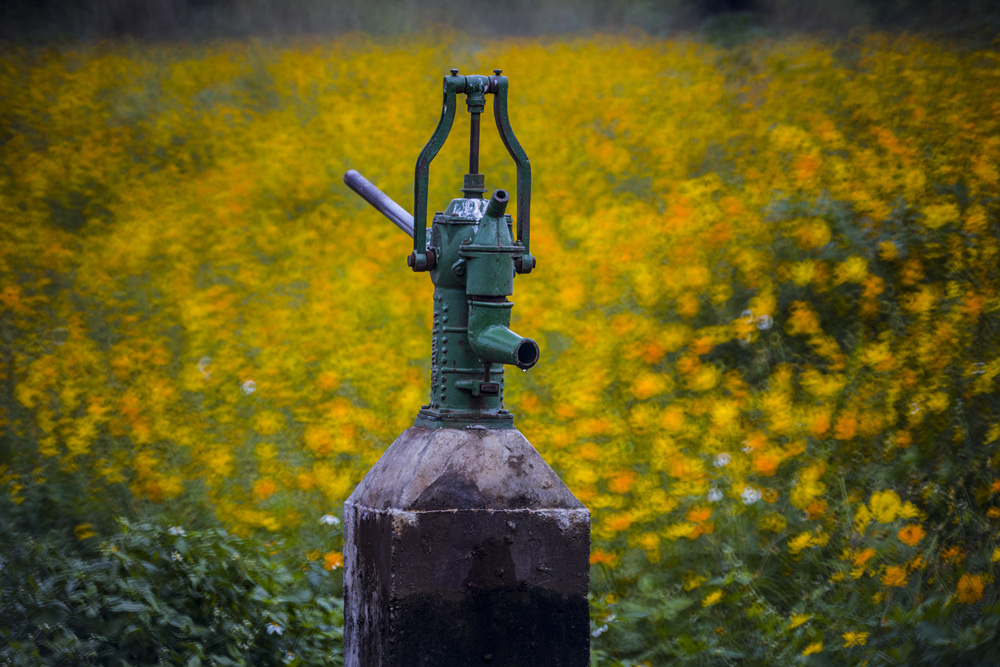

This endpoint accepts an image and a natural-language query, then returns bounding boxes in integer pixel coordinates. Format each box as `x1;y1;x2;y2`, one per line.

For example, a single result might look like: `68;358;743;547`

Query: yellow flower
74;523;97;540
834;255;868;285
790;260;816;286
702;590;723;607
853;504;873;534
254;410;284;436
992;548;1000;563
757;512;787;533
788;532;814;555
869;489;902;523
789;613;811;629
842;631;869;647
922;202;960;229
637;531;661;554
683;573;707;591
801;641;823;656
898;501;921;519
878;240;899;261
663;522;698;540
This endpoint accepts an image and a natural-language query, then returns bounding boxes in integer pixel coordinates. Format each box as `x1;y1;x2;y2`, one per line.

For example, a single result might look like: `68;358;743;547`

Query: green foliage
0;493;344;666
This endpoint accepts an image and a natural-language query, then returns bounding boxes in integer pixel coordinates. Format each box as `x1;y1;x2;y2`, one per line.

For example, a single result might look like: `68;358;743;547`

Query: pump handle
412;72;535;273
344;169;415;238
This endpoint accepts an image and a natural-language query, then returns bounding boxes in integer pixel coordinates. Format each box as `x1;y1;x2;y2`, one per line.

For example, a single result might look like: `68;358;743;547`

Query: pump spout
467;299;540;370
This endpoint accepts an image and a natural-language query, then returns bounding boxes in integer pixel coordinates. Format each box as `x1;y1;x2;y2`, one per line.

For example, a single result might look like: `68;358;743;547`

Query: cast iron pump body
345;69;538;429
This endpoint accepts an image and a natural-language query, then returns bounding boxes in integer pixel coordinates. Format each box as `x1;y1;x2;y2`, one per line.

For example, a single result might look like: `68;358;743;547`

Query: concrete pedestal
344;427;590;666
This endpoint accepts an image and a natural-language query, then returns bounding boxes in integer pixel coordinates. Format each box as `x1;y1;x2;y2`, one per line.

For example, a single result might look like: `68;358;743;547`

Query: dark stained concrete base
344;427;590;666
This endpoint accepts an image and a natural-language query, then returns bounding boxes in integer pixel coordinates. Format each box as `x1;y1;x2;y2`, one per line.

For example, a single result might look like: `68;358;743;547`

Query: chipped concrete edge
345;503;591;531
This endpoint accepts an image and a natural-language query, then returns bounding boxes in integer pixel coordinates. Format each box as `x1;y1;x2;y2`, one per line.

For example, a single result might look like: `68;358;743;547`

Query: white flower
741;309;754;323
756;314;773;330
283;651;295;664
266;622;283;635
197;356;212;378
242;380;257;395
707;487;724;503
168;526;186;536
319;514;340;526
591;624;608;637
713;453;731;468
741;440;754;453
741;486;762;505
171;551;183;561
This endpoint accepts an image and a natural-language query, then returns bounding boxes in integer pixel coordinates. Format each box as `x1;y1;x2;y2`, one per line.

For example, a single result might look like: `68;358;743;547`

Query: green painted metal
346;70;537;429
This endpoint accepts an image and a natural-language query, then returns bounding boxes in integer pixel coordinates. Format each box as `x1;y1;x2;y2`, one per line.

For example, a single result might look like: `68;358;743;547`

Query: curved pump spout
464;189;539;371
468;300;540;370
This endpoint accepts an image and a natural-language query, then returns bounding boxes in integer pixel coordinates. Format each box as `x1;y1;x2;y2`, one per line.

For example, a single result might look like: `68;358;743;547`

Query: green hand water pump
344;69;538;429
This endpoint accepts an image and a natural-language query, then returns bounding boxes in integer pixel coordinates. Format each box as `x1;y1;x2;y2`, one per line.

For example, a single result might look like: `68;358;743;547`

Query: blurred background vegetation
1;0;998;41
4;1;1000;665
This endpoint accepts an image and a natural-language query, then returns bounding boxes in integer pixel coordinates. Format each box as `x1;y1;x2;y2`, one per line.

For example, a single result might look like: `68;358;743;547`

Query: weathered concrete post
342;70;590;665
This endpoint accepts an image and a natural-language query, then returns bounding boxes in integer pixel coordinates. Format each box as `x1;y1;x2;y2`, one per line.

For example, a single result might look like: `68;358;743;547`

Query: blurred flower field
3;32;1000;663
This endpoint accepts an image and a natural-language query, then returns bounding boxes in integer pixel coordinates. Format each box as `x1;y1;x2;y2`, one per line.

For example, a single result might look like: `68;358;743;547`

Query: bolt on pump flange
344;69;537;429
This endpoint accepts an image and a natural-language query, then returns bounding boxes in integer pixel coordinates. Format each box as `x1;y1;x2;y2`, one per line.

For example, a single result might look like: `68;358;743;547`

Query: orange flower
752;451;780;476
834;414;858;440
882;566;908;588
590;549;617;566
686;506;712;523
295;472;316;491
853;548;876;568
786;301;821;336
942;546;965;564
323;551;343;571
605;514;633;533
607;470;638;495
897;524;925;547
252;478;278;502
805;499;828;520
957;573;984;604
809;412;831;436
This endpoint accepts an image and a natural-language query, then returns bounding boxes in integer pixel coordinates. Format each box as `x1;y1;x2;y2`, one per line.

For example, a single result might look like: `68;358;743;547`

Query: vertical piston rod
469;112;481;175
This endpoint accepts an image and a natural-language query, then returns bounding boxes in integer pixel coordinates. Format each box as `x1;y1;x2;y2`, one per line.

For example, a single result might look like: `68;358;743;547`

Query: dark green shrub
0;502;344;666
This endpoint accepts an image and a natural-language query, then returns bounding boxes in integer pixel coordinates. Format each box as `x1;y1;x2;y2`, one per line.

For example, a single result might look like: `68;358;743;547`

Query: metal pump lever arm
343;169;415;238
